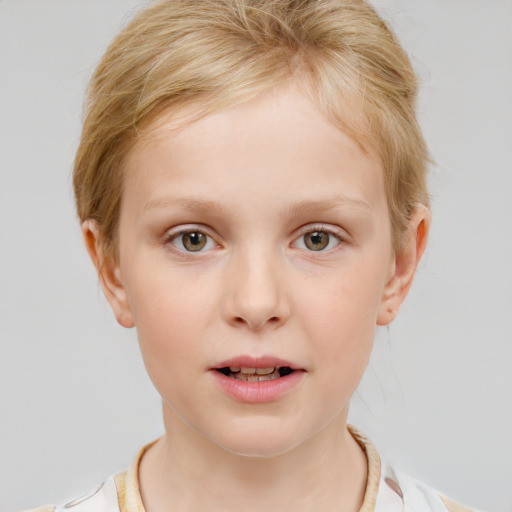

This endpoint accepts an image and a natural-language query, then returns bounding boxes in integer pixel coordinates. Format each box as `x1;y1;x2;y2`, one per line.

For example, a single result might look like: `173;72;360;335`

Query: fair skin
84;82;429;512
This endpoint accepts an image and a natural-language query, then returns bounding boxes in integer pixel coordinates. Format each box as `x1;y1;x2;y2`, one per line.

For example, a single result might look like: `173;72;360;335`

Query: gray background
0;1;511;511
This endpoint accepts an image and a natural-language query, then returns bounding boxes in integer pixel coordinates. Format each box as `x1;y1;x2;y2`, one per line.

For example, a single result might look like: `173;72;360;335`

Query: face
92;83;421;457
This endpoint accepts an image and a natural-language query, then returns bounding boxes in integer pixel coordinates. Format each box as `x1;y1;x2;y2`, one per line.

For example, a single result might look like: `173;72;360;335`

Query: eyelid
296;223;345;239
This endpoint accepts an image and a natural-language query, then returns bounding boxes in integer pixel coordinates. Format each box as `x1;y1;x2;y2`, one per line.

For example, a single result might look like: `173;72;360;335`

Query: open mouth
215;366;295;381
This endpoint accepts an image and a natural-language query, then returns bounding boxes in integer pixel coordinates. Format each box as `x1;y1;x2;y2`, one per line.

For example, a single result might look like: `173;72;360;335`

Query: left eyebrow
284;196;372;219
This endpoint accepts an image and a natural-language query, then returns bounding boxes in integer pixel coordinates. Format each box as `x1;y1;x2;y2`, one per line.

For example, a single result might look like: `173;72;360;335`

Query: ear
82;220;135;328
377;205;431;326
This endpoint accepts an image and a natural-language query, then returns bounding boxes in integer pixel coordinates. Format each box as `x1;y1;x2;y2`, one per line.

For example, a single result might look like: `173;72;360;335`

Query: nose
221;248;290;332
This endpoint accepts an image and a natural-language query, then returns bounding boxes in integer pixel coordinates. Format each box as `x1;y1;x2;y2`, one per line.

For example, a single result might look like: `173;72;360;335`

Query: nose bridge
223;243;289;331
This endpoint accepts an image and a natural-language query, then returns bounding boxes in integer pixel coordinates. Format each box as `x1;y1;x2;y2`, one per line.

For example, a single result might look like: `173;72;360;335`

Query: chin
206;419;308;458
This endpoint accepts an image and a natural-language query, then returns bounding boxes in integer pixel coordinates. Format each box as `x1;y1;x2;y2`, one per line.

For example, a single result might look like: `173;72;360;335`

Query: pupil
184;232;206;251
306;231;329;251
311;232;323;245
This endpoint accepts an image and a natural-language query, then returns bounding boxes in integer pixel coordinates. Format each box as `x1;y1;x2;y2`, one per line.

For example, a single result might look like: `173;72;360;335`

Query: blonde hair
74;0;429;257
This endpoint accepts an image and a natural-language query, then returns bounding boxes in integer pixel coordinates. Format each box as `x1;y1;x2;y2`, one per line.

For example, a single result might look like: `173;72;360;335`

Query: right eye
169;230;216;252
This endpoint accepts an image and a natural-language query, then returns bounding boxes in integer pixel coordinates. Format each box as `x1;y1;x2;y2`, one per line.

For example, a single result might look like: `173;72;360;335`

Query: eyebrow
143;195;372;217
143;196;230;216
286;197;372;218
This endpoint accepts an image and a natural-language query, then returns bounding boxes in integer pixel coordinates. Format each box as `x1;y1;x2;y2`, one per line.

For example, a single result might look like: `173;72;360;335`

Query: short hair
73;0;430;257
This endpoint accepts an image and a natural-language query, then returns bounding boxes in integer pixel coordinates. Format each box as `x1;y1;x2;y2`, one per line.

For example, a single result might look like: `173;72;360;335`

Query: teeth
222;365;293;381
234;366;277;375
256;367;275;375
233;369;281;381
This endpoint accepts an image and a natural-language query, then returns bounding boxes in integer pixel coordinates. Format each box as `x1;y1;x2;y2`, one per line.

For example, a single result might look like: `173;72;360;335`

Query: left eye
293;229;341;251
170;231;216;252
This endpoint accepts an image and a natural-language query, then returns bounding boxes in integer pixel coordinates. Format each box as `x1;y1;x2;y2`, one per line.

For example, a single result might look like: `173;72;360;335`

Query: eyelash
163;224;344;254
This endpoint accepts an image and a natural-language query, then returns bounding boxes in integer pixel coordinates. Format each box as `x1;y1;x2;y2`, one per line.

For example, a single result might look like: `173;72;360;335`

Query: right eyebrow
142;196;231;217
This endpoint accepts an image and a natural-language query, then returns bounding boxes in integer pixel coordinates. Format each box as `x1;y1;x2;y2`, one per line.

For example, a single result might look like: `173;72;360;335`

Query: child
27;0;480;511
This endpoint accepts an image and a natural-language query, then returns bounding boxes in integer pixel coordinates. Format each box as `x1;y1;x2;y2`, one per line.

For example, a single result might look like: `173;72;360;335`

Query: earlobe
81;220;135;328
377;205;431;326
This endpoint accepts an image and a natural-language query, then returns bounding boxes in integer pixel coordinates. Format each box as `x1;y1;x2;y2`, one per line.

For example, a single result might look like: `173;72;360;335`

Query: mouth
211;357;304;402
215;366;295;381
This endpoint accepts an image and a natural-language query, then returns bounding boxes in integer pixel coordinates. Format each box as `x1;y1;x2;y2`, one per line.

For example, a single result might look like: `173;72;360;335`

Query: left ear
377;205;431;325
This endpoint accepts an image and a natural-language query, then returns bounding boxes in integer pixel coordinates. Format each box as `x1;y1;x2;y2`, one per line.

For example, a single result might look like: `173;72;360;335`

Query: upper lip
212;355;302;370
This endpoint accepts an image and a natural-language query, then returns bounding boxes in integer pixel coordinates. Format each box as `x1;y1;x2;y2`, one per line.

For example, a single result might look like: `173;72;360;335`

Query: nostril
229;313;284;331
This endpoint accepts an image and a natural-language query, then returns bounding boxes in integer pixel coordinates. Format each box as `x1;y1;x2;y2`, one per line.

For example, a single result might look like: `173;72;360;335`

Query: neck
139;405;368;512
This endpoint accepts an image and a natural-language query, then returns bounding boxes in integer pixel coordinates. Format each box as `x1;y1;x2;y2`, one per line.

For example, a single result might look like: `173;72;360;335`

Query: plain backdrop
0;1;511;511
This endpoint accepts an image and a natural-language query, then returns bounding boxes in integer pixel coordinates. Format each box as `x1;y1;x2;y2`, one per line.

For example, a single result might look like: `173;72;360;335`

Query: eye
293;228;342;252
169;230;216;252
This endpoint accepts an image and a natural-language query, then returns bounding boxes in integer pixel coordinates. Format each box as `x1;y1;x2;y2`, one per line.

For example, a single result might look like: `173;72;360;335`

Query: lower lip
211;370;304;403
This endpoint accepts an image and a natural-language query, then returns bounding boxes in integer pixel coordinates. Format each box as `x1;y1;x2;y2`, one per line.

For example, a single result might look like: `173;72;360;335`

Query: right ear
81;220;135;328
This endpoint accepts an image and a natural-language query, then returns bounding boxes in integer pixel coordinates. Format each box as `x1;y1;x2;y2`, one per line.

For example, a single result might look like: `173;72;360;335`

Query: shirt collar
115;425;387;512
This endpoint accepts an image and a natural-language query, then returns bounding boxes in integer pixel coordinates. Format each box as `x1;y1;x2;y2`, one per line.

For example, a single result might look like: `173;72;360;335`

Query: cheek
294;256;388;382
122;260;218;382
298;260;386;338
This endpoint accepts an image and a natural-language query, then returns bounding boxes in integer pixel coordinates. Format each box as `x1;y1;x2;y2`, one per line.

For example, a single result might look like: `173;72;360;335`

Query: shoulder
26;477;121;512
386;468;480;512
26;440;150;512
348;426;481;512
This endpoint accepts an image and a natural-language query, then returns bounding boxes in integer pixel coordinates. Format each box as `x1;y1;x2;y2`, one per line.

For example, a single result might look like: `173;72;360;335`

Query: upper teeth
230;366;276;375
229;366;282;382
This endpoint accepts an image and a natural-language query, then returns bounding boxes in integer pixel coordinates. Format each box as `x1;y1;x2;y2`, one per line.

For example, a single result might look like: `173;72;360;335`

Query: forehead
121;82;386;217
